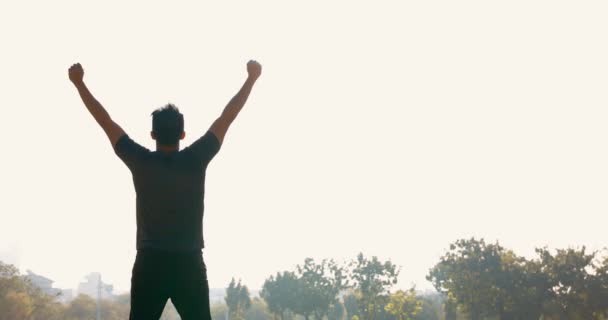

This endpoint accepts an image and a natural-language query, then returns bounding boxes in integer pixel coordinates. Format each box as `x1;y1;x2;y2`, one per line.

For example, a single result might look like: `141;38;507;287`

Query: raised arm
209;60;262;144
68;63;126;147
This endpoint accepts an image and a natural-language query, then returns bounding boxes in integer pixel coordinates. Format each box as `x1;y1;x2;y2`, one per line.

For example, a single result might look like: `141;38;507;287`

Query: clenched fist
247;60;262;80
68;63;84;85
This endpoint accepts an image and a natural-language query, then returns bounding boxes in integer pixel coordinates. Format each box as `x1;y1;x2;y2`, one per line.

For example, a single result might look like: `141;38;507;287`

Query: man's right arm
68;63;126;147
209;60;262;145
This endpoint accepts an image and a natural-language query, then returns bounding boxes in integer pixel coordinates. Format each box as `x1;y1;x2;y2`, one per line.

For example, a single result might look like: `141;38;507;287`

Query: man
68;60;262;319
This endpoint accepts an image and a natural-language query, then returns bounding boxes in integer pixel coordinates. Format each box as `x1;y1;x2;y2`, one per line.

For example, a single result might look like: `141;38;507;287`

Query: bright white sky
1;1;607;294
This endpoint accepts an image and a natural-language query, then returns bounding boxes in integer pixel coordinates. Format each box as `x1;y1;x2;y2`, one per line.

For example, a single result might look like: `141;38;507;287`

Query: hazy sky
1;1;607;293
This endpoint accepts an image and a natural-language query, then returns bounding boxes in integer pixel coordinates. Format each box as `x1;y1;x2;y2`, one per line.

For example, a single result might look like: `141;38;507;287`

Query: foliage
349;253;400;320
63;294;96;320
411;293;444;320
0;261;166;320
384;288;422;320
536;247;607;320
0;261;67;320
261;271;303;320
343;292;359;320
226;278;252;320
295;258;349;320
428;238;608;320
244;297;274;320
3;243;608;320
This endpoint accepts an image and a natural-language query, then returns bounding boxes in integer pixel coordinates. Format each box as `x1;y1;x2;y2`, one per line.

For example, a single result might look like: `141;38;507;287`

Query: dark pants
129;249;212;320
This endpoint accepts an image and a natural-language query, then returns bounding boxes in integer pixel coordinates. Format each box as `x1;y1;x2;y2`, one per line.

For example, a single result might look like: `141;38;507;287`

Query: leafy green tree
296;258;349;320
496;252;548;320
349;253;400;320
428;239;608;320
536;247;608;319
384;288;422;320
0;261;68;320
589;255;608;319
428;238;510;320
226;278;252;320
0;291;33;320
0;261;32;320
28;291;66;320
261;271;301;320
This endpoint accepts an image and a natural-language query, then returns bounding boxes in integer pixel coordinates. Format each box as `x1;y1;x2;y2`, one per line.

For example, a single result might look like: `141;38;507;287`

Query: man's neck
156;143;180;153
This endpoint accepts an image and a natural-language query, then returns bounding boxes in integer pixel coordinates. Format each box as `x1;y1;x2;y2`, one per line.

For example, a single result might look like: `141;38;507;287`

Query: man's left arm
208;60;262;145
68;63;126;147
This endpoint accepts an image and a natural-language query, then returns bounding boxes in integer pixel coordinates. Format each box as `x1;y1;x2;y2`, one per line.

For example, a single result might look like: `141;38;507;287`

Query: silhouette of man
68;60;262;319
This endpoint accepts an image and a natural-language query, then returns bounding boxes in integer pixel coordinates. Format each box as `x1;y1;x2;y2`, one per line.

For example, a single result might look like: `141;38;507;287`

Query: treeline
428;238;608;320
256;254;423;320
1;238;608;320
223;254;457;320
231;240;608;320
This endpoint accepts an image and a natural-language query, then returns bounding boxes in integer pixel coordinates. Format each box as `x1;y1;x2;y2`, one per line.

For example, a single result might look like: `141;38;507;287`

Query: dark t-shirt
114;131;221;251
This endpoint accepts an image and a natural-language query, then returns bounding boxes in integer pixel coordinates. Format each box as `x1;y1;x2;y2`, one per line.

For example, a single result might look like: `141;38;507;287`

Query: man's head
151;104;185;145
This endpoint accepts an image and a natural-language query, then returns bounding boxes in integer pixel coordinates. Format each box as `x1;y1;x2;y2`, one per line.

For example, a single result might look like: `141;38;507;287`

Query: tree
349;253;400;320
296;258;349;320
0;261;68;320
536;247;608;319
0;261;32;320
410;293;444;320
343;291;360;320
427;238;506;320
328;297;348;320
261;271;301;320
27;289;66;320
428;239;608;320
1;291;33;320
244;297;274;320
589;254;608;319
226;278;252;320
496;252;548;320
384;288;422;320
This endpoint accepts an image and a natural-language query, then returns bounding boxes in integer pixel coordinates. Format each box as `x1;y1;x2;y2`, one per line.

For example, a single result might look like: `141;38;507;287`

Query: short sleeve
114;134;150;171
186;131;221;164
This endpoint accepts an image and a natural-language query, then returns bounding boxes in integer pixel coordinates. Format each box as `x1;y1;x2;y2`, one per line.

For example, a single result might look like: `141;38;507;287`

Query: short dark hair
151;103;184;145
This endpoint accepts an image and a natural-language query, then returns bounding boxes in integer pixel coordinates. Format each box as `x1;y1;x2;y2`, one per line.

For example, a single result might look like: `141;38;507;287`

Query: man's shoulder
115;134;150;152
183;131;221;160
114;134;153;170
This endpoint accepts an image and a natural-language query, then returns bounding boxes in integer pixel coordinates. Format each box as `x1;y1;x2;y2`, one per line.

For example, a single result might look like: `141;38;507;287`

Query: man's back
68;60;261;319
114;131;221;251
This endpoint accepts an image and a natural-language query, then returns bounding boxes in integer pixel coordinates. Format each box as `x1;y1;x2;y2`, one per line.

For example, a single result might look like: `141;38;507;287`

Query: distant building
24;270;62;297
77;272;114;300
